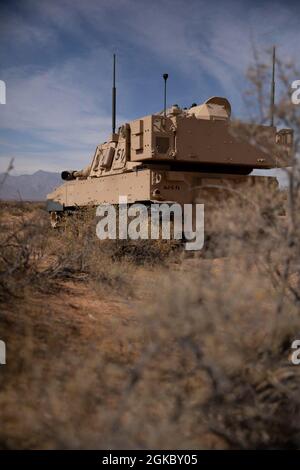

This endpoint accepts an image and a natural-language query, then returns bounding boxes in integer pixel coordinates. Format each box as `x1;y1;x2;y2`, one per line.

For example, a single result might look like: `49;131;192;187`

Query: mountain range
0;170;61;201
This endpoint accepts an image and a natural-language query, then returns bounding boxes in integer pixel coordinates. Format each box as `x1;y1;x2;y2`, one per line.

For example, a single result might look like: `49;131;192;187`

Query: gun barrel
61;170;75;181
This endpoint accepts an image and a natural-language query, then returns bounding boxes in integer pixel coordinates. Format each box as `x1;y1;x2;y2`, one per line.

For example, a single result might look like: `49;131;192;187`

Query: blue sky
0;0;299;174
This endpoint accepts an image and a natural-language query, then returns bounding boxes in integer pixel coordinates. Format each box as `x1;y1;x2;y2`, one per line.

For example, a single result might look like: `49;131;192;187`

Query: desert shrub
0;200;177;306
0;200;45;215
0;204;52;300
2;173;300;449
101;239;180;265
40;207;180;297
2;248;300;449
112;262;300;449
2;174;300;450
2;52;300;449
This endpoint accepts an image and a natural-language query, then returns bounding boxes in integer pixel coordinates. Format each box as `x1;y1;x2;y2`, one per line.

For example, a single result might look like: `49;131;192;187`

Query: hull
47;169;277;211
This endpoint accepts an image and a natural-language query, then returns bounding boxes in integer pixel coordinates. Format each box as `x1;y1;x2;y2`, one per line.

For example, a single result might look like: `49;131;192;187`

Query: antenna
163;73;168;117
112;54;116;134
270;46;276;127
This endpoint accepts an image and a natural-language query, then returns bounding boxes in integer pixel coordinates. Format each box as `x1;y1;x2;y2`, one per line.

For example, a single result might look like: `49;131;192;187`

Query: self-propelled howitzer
47;60;292;227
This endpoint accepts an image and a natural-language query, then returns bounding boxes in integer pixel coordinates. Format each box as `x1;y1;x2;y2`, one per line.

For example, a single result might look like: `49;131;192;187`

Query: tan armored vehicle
47;55;292;226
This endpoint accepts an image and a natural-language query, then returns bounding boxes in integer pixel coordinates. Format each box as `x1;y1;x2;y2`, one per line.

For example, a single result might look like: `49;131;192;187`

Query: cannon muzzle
61;170;76;181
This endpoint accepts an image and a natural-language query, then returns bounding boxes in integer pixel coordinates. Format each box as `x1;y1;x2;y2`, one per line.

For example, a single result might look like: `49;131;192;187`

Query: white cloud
0;46;126;172
0;0;299;173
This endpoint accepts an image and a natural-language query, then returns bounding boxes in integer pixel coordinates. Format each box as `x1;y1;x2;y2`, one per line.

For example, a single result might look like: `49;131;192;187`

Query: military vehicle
47;53;293;227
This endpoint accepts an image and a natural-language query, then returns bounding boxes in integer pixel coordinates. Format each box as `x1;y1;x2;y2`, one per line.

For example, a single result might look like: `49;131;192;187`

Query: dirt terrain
1;197;300;449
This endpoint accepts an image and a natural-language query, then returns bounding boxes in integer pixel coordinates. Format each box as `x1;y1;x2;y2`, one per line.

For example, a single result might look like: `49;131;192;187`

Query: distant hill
0;170;61;201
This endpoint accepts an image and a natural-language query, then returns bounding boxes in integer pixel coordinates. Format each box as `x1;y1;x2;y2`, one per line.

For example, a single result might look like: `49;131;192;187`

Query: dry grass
1;53;300;450
1;173;300;449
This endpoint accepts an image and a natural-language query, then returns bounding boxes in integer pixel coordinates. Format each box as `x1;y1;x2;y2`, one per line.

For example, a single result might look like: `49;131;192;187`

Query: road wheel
50;211;62;228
